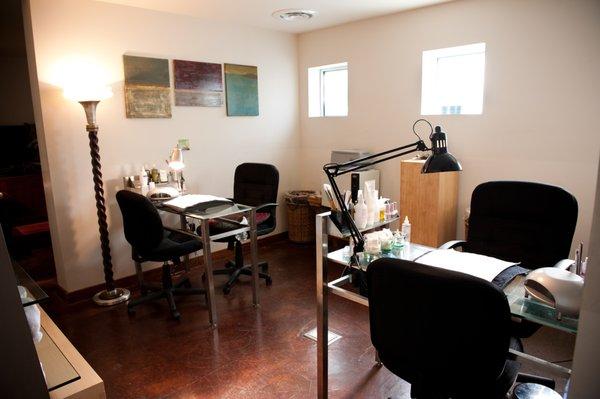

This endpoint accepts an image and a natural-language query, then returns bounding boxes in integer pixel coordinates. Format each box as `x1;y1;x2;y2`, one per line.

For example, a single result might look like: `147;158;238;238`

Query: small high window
421;43;486;115
308;62;348;117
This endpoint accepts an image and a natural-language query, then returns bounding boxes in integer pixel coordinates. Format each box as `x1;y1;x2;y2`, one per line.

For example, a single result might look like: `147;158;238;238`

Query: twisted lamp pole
79;100;130;306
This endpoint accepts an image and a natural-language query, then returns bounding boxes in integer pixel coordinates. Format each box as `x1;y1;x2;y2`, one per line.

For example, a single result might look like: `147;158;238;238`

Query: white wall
298;0;600;254
25;0;300;292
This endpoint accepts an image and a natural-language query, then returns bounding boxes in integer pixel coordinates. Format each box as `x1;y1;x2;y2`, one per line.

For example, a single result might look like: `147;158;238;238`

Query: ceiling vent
272;9;316;22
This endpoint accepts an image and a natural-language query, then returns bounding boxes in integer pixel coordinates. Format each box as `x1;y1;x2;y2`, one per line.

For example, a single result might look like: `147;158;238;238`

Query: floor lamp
64;85;130;306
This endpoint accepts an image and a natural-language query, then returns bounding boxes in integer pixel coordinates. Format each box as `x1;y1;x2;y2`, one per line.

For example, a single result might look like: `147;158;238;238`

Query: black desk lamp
323;119;462;260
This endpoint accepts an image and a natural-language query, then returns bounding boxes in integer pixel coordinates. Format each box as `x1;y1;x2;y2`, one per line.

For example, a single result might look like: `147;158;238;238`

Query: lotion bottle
354;191;368;229
402;216;411;244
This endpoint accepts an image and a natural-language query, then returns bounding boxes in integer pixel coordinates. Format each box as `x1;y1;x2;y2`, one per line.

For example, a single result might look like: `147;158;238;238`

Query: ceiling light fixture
272;9;316;22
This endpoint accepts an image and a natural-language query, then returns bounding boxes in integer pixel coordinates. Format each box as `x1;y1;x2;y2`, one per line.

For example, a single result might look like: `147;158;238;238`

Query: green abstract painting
123;55;171;118
224;64;258;116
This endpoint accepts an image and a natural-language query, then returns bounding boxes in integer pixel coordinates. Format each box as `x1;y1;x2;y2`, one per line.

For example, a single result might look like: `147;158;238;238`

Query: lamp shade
169;147;185;170
421;125;462;173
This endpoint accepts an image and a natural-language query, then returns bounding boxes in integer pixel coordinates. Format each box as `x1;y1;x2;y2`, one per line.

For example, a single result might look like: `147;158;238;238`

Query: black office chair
203;163;279;294
116;190;206;320
367;258;554;399
441;181;578;337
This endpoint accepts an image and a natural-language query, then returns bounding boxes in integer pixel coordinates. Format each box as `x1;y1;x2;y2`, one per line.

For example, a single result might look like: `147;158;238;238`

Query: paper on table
164;194;232;212
415;249;518;282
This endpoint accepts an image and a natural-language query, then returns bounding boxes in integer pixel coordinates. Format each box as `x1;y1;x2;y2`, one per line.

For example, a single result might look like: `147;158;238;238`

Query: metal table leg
200;218;218;328
180;215;190;271
316;213;329;399
250;208;259;306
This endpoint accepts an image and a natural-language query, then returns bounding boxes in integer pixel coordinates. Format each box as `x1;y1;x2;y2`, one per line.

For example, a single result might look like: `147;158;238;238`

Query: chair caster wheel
266;276;273;286
223;286;231;295
172;312;181;320
127;307;135;315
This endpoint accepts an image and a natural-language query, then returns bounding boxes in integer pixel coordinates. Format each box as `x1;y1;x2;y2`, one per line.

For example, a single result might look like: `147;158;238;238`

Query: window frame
308;62;348;118
421;42;486;116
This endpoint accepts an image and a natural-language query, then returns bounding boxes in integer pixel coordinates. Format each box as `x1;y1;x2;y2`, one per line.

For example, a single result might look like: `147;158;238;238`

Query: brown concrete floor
43;239;575;398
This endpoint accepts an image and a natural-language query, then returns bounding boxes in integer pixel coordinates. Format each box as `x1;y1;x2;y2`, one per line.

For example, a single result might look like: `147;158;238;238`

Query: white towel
416;249;517;282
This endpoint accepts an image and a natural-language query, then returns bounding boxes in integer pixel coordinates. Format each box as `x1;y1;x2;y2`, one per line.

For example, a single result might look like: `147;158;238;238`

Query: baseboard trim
56;232;289;303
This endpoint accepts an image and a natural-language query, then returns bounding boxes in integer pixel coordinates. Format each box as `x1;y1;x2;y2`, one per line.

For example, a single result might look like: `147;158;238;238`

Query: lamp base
93;288;131;306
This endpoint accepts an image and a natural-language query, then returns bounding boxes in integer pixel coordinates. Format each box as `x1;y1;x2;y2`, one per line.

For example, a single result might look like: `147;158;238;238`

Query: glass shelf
328;214;400;238
35;325;81;391
328;243;432;270
13;261;49;307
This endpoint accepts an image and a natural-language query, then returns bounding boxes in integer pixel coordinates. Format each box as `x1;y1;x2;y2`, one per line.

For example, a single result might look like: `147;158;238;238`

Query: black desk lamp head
422;125;462;173
323;119;461;260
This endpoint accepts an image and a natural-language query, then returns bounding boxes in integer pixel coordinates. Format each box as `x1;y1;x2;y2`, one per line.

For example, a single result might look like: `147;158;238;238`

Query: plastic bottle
354;191;368;229
140;167;149;195
365;196;374;226
372;190;380;224
150;164;159;183
393;230;404;248
402;216;411;244
140;167;148;186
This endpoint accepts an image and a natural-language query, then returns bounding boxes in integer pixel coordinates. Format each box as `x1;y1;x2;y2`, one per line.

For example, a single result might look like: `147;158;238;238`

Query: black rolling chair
367;258;555;399
203;163;279;294
441;181;578;337
116;190;205;319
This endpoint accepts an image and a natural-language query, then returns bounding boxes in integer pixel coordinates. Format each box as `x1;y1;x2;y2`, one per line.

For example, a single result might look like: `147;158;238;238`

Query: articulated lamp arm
323;140;428;257
321;119;462;264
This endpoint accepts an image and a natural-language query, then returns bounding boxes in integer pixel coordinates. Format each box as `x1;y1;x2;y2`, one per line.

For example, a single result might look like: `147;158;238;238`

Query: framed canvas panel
123;55;171;118
173;60;223;107
224;64;258;116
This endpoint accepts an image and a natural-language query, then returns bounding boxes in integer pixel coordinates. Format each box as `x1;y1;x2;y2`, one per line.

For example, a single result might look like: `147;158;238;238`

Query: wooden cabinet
400;159;459;247
12;259;105;399
40;308;105;399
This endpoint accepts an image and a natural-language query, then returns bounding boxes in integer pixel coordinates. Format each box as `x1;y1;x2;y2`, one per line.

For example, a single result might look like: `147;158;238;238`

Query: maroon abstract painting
173;60;223;107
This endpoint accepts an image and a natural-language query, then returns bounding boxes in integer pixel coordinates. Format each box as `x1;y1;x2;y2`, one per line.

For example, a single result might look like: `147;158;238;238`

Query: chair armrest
553;258;575;271
438;240;466;250
255;202;278;212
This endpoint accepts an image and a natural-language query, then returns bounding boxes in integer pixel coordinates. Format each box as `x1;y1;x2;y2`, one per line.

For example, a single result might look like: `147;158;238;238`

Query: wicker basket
285;191;320;243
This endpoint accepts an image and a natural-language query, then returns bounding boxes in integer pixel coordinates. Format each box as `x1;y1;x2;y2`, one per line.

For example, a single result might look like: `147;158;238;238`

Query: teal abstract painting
224;64;259;116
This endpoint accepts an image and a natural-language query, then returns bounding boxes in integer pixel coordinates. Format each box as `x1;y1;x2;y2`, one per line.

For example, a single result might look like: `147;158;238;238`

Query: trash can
285;191;321;243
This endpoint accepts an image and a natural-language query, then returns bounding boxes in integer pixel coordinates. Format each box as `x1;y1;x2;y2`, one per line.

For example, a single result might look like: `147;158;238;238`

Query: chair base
205;260;272;295
128;262;206;320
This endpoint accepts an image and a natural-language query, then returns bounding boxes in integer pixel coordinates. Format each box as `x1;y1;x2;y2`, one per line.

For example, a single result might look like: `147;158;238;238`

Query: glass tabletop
159;202;253;220
504;275;578;334
13;261;49;307
327;245;578;334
